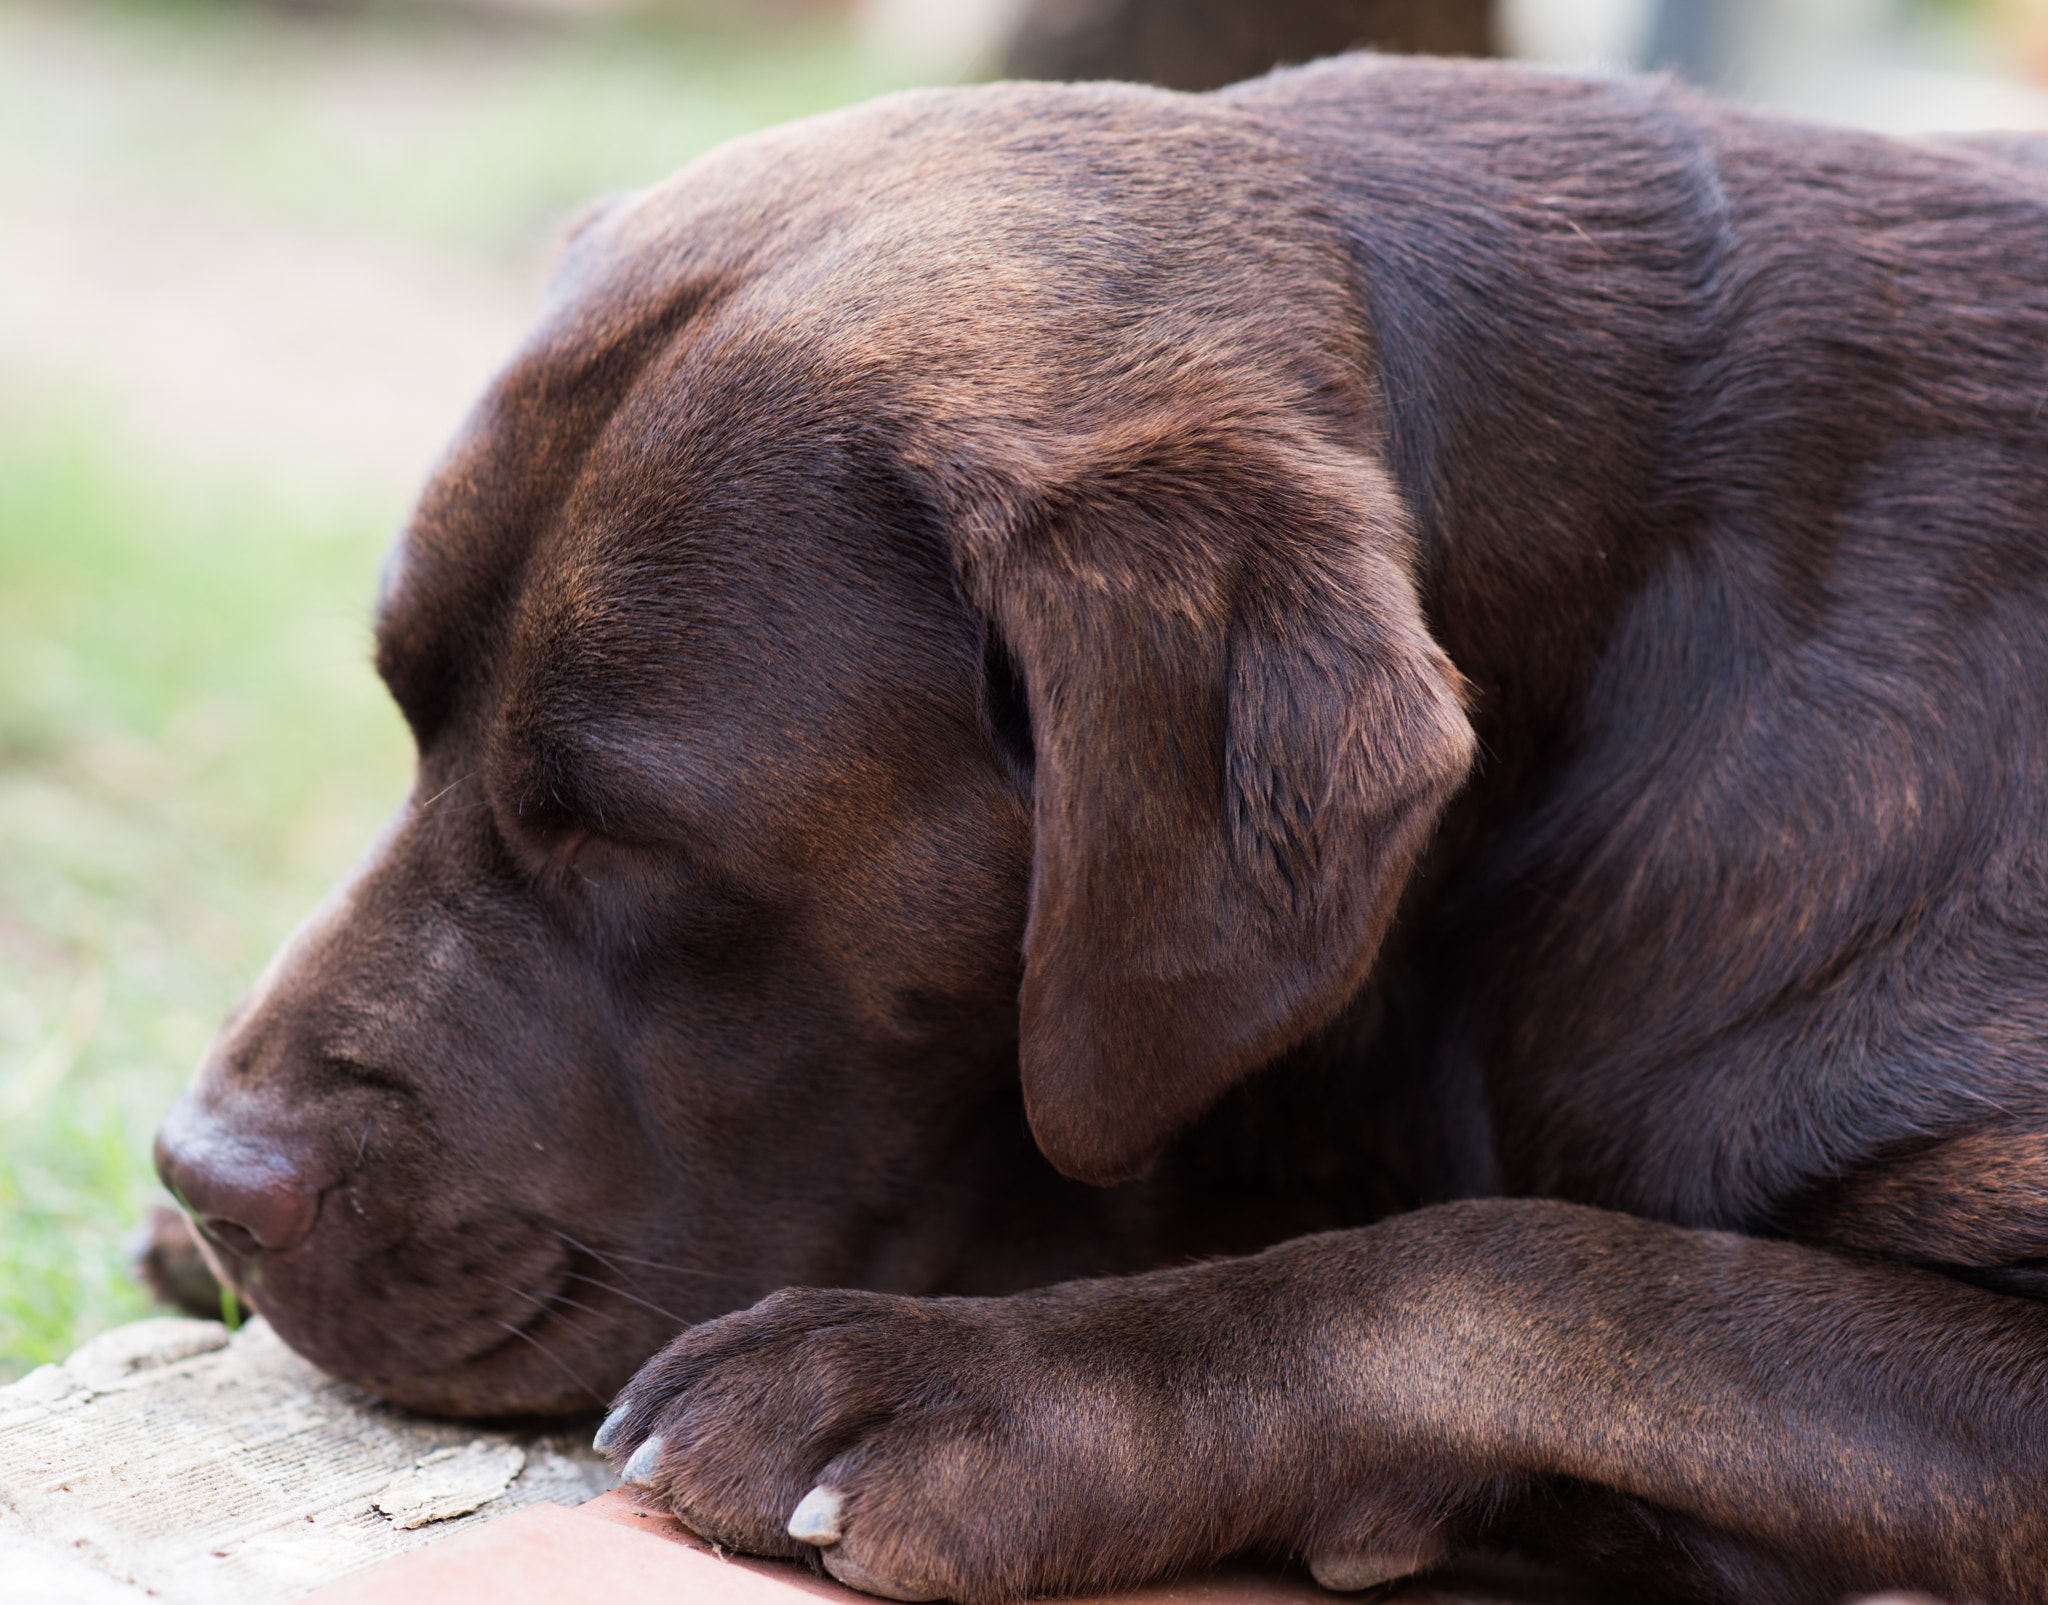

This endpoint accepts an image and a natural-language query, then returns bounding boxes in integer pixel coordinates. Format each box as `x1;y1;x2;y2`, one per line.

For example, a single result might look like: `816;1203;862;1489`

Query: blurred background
2;0;2044;1381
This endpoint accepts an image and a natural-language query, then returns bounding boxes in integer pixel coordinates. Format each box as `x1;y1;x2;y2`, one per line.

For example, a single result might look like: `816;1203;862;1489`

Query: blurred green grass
0;0;923;1379
0;0;933;264
0;413;410;1371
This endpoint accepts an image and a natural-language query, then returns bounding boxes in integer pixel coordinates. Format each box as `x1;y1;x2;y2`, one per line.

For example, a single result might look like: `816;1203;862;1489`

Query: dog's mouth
178;1214;255;1318
403;1246;612;1412
218;1207;671;1416
153;1083;731;1415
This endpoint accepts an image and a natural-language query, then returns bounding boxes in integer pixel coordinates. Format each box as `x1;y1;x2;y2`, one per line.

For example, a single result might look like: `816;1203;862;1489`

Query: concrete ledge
0;1318;613;1604
0;1319;1595;1605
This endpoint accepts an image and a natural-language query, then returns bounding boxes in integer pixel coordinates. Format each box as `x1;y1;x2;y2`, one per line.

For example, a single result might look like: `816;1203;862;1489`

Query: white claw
820;1550;947;1601
787;1484;846;1546
1308;1552;1425;1592
593;1401;632;1453
622;1434;666;1487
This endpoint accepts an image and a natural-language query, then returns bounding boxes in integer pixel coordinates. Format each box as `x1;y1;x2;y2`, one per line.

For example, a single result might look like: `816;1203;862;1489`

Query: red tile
292;1488;1336;1605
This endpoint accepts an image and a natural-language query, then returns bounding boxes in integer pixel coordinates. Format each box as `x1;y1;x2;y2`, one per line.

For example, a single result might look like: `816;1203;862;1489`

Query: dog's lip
217;1217;608;1416
183;1215;248;1305
325;1235;622;1414
214;1193;595;1373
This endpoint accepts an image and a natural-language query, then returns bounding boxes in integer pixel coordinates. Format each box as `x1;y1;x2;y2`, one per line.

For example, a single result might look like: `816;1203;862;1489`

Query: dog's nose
154;1094;322;1257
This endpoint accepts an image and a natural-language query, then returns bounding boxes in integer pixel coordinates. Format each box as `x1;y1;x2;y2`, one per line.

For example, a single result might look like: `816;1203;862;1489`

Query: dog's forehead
377;81;1364;744
561;81;1361;395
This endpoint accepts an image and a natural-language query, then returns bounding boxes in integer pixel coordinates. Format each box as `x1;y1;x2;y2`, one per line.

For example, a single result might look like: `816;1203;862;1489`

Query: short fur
156;55;2048;1605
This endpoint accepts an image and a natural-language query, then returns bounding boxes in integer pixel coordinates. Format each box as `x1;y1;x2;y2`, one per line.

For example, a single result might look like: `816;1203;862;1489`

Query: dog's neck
1260;68;1741;805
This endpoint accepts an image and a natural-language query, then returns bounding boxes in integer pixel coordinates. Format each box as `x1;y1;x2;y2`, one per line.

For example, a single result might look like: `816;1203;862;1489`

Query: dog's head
155;81;1473;1415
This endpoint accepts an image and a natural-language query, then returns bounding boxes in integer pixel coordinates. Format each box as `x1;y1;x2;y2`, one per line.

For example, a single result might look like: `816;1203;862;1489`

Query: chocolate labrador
154;53;2048;1605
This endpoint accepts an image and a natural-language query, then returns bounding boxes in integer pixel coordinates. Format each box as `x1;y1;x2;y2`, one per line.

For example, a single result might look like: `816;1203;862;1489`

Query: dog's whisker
549;1228;657;1290
490;1319;606;1409
484;1273;608;1324
550;1227;737;1284
563;1268;689;1328
532;1287;611;1321
550;1225;656;1277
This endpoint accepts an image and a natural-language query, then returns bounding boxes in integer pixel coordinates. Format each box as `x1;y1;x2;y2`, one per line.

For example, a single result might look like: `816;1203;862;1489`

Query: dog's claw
821;1549;946;1601
622;1434;666;1486
1308;1552;1427;1593
788;1485;845;1546
593;1400;632;1453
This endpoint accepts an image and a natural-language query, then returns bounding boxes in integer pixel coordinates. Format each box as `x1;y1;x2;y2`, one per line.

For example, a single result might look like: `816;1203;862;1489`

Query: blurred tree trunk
1001;0;1495;91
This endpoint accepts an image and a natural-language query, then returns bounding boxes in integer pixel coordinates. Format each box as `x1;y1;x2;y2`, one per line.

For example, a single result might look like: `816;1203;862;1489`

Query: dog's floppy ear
957;421;1474;1186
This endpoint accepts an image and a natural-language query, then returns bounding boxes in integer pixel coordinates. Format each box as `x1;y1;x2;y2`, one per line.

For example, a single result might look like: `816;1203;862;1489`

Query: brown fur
156;56;2048;1605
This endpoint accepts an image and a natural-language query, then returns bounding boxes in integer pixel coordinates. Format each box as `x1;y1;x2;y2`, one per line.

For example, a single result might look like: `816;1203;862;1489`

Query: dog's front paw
596;1282;1260;1602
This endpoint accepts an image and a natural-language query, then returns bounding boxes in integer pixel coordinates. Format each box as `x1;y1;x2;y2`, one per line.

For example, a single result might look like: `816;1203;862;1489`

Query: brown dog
155;54;2048;1605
